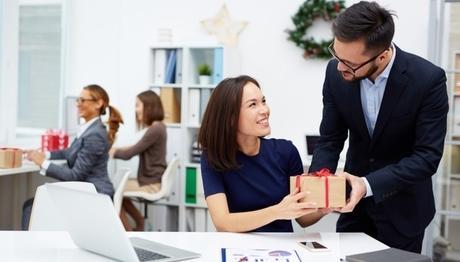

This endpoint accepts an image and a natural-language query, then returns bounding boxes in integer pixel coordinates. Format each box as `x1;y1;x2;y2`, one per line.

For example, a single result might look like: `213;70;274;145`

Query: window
17;4;62;131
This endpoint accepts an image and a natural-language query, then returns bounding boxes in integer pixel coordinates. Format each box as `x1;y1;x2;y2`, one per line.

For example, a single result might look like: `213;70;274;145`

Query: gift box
0;148;23;169
41;129;69;152
290;168;346;208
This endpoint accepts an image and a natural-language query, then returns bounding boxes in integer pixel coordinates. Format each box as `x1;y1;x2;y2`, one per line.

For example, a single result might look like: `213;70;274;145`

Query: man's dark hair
332;1;395;54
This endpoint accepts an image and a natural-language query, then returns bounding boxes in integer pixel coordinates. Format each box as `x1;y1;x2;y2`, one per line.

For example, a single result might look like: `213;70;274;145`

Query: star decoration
201;4;248;47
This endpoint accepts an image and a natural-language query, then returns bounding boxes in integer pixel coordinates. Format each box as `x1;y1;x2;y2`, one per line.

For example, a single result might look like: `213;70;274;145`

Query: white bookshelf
148;44;241;231
437;51;460;252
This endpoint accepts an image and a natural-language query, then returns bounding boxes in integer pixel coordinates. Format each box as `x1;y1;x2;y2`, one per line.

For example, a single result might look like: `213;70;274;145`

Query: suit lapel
80;118;101;138
350;80;371;142
370;47;408;148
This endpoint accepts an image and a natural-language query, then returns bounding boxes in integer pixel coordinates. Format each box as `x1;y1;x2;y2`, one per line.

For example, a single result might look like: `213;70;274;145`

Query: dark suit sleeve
50;149;68;160
309;61;348;173
367;67;448;203
46;132;107;181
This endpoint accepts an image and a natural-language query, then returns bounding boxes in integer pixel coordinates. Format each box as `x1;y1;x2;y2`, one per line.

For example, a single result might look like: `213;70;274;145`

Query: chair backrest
123;157;179;202
157;157;180;199
109;167;131;214
29;181;97;231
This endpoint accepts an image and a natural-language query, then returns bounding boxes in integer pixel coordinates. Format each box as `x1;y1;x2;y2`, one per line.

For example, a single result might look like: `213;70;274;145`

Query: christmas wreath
286;0;345;59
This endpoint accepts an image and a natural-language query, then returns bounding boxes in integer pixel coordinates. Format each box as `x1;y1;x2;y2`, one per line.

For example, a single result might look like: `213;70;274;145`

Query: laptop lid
46;184;200;262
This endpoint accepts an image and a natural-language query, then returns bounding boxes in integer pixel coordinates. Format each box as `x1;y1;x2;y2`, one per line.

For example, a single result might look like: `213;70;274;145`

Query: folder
345;247;431;262
185;167;197;204
154;49;167;84
199;88;212;123
213;48;223;85
188;89;200;126
164;49;177;84
175;49;183;84
196;168;206;206
160;87;181;123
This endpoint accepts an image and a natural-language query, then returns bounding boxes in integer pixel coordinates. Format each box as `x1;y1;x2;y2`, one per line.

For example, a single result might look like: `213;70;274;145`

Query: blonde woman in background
22;84;123;230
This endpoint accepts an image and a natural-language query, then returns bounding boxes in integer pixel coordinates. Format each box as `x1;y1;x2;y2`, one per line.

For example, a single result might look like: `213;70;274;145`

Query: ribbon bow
295;168;333;208
313;168;331;177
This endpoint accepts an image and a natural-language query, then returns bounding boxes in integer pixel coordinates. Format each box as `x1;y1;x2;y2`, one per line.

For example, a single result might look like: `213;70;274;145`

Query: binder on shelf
190;137;201;163
196;168;206;206
164;49;177;84
213;48;223;84
188;89;200;126
199;88;212;122
175;49;183;84
160;87;181;123
154;49;167;84
185;167;197;204
454;97;460;137
194;209;207;232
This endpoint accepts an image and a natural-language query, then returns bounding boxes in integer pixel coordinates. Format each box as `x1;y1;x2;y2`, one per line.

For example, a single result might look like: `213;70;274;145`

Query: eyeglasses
328;42;388;74
76;97;97;104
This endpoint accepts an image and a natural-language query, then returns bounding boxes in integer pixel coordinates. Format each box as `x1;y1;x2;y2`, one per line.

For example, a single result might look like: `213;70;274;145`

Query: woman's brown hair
136;90;164;130
198;75;260;172
83;84;124;147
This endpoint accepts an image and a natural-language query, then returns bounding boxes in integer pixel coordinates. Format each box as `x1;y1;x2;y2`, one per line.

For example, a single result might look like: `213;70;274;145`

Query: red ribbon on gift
295;168;332;207
0;147;20;168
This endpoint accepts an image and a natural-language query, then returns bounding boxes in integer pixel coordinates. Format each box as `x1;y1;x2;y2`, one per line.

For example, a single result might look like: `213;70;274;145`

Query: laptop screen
306;135;320;156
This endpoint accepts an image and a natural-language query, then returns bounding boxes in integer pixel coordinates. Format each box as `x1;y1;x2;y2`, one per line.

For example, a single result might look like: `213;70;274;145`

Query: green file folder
185;167;197;204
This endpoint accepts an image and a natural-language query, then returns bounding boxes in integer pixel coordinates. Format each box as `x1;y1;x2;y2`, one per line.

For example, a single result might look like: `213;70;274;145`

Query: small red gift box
290;168;346;208
0;148;23;168
41;129;69;152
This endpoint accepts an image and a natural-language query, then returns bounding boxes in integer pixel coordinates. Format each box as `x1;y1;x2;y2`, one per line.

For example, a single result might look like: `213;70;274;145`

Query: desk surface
0;162;40;176
0;160;67;176
0;231;388;261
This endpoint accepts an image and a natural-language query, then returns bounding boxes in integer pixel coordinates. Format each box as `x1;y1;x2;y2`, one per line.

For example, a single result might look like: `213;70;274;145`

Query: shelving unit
439;51;460;252
435;8;460;256
147;44;240;231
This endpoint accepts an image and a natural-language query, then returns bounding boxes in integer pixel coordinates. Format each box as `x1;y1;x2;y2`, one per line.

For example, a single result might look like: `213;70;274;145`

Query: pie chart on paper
268;250;292;256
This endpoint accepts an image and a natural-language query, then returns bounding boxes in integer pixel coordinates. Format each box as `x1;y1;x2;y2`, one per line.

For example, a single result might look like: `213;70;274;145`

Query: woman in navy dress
198;75;331;232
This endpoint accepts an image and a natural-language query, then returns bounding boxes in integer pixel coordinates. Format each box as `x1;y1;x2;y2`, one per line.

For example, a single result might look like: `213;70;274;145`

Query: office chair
123;157;180;227
109;167;132;214
28;182;97;231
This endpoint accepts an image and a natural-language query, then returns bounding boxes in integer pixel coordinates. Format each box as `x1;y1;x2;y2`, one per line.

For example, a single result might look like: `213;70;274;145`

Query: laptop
46;183;200;262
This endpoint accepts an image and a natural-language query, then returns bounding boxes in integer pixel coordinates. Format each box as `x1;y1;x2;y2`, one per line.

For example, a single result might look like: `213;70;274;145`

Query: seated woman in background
110;90;167;231
198;75;331;232
23;84;124;230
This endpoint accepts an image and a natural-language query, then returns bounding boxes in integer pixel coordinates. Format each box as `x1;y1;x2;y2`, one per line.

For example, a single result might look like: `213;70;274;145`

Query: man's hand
337;172;367;213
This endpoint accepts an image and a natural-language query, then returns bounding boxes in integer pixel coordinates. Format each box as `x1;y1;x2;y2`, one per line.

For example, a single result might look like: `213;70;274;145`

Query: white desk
0;231;388;261
0;161;64;229
0;162;40;176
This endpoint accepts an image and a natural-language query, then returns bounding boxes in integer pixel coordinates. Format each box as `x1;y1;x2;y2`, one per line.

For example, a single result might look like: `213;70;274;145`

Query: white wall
65;0;430;163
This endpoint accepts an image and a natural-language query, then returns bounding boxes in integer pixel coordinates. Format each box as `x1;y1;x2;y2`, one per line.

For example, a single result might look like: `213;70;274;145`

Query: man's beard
340;62;379;82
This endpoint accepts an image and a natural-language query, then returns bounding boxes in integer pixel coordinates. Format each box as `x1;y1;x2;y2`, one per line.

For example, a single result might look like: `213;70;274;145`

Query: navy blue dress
201;138;304;232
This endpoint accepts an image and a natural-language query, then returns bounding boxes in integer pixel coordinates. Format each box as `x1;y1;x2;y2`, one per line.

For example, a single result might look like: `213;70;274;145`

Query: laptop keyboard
134;247;169;261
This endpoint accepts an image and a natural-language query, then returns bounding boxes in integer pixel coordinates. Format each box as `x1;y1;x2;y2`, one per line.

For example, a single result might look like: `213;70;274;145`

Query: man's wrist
362;177;373;197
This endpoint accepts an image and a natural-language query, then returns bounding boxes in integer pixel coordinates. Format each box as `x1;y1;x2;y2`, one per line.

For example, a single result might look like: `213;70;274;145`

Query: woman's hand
25;150;45;166
273;188;317;220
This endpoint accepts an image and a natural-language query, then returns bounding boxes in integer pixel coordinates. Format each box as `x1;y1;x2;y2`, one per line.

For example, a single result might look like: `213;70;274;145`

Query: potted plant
198;64;212;85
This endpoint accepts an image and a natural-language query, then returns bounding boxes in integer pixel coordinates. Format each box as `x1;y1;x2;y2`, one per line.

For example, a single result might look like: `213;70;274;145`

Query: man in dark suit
309;1;448;253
